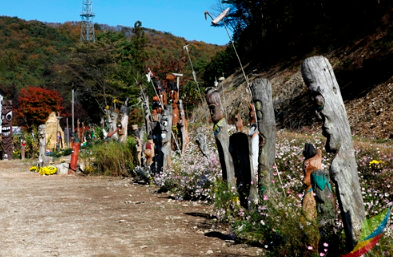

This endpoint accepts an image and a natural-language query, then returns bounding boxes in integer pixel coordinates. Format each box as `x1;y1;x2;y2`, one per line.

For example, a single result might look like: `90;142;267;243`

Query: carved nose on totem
315;95;325;110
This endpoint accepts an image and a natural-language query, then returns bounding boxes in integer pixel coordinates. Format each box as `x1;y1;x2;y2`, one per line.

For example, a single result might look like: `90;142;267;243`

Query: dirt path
0;160;260;257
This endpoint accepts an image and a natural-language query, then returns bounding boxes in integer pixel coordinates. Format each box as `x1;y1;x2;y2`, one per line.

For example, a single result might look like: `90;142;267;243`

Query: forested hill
202;0;393;140
0;16;224;124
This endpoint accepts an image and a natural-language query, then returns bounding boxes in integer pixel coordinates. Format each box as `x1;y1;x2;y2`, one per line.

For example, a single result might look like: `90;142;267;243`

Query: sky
0;0;230;45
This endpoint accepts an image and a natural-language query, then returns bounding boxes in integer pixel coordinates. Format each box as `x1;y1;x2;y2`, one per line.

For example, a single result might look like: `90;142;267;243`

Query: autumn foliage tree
17;87;63;129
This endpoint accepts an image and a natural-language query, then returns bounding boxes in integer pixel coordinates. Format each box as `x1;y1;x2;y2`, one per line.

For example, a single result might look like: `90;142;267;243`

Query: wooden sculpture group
202;56;365;248
135;73;190;174
205;78;276;207
0;56;365;248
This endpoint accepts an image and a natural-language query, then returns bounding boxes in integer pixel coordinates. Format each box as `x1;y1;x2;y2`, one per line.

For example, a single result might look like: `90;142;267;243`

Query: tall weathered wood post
108;109;119;140
229;115;252;208
37;124;46;168
206;87;235;186
132;124;143;166
301;56;365;248
1;100;13;160
119;98;130;143
248;103;260;204
195;132;209;158
141;90;151;135
250;79;276;195
159;105;173;172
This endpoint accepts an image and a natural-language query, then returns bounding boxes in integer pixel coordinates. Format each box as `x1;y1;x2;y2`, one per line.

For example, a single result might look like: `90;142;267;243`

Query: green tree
129;21;149;73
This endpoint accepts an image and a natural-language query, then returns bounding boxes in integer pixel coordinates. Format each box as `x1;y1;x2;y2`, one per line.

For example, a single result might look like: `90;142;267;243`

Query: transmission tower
80;0;95;42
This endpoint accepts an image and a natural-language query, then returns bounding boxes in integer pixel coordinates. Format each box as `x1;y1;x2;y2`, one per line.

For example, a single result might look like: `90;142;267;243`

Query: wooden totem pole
132;124;143;166
159;105;173;172
1;100;13;160
206;87;235;186
229;114;252;208
108;109;119;140
119;98;131;143
168;80;180;125
141;90;151;135
21;139;26;160
247;103;260;203
195;133;209;158
302;143;320;221
153;80;168;106
68;133;80;175
37;124;46;168
249;79;276;194
302;56;365;247
145;135;155;168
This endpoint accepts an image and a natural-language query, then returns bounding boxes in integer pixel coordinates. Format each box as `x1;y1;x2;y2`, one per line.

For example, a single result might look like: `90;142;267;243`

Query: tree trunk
301;55;365;248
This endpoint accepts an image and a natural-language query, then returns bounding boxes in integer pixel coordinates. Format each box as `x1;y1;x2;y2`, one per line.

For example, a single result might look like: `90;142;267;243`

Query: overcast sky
1;0;230;45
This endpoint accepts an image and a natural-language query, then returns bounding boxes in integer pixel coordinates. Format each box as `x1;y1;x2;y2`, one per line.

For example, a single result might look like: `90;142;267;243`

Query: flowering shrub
154;126;393;255
38;166;57;175
211;180;243;222
154;124;221;200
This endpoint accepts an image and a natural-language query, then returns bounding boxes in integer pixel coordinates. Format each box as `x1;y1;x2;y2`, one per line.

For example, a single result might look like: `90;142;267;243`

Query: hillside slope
196;25;393;140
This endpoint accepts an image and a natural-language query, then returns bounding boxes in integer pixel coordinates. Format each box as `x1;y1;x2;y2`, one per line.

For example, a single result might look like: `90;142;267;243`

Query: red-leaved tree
17;86;63;129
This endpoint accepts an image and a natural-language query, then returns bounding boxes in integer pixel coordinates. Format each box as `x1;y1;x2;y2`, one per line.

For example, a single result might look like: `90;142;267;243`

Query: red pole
68;134;81;175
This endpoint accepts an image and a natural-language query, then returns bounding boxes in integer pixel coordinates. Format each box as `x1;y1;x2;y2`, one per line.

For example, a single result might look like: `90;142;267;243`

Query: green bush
80;138;135;176
211;179;243;222
231;190;323;257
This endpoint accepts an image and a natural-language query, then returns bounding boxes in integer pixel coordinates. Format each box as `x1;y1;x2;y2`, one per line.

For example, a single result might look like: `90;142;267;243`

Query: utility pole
72;89;75;134
66;118;69;148
80;0;96;42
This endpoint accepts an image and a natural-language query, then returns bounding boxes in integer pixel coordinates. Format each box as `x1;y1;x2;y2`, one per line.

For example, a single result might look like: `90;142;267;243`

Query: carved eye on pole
5;111;12;121
254;101;263;120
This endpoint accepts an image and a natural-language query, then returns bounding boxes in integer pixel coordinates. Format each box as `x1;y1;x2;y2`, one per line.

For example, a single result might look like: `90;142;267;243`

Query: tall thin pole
66;118;69;148
222;20;250;88
72;88;75;134
183;45;205;105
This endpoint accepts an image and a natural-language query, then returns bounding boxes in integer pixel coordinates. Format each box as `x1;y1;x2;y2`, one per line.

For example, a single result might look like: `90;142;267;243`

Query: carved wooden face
38;125;46;141
254;101;263;121
151;109;160;122
206;88;224;123
160;109;171;144
153;80;164;92
309;92;340;152
248;103;257;124
1;100;12;137
1;100;13;159
302;57;344;153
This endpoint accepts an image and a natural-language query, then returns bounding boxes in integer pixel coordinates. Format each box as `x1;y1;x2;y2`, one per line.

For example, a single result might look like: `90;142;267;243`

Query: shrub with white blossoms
153;124;222;200
153;125;393;255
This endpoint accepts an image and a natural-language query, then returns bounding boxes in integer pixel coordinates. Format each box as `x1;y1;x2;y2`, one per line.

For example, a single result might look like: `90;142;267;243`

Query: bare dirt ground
0;160;261;257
